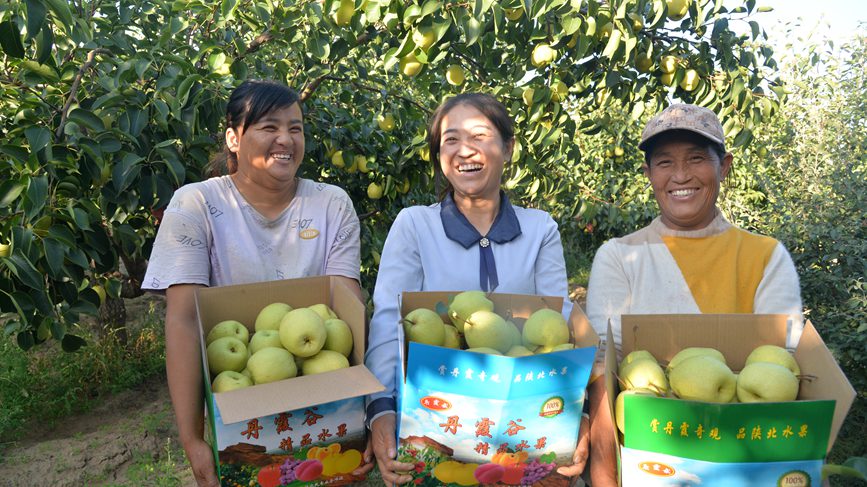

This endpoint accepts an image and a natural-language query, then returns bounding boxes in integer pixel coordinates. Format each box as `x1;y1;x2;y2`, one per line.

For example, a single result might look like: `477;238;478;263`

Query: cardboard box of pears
607;314;856;487
395;291;599;487
195;276;384;487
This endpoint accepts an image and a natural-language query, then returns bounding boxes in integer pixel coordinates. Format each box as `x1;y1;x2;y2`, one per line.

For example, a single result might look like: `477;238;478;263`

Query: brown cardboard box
195;276;384;486
606;314;856;486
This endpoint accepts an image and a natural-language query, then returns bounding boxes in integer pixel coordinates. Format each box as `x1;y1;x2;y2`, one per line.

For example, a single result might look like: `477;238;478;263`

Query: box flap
795;321;856;453
570;304;599;349
604;321;622;484
621;314;787;368
215;364;384;424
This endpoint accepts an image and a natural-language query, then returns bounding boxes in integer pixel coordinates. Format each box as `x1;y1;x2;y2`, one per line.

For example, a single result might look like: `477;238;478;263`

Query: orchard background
0;0;864;484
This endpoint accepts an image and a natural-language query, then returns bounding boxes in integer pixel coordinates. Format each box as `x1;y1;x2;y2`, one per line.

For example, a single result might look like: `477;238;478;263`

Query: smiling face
643;132;733;231
226;102;304;188
438;103;514;202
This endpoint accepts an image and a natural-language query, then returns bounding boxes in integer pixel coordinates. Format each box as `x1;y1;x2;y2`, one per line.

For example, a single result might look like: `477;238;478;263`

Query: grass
0;297;167;446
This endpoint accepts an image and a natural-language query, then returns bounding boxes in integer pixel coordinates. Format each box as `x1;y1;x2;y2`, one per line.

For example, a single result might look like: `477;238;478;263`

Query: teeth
272;153;293;160
458;163;482;172
670;189;696;197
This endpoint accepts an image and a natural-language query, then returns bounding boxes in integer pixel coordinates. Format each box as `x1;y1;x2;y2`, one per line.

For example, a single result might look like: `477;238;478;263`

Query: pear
463;310;511;353
667;347;726;373
669;355;737;402
308;303;338;321
744;345;800;376
255;303;293;332
522;308;570;348
403;308;446;346
536;343;575;354
506;345;534;357
466;347;502;355
505;320;522;348
737;362;799;403
442;324;462;349
619;350;656;372
620;358;669;394
448;291;493;332
615;388;658;434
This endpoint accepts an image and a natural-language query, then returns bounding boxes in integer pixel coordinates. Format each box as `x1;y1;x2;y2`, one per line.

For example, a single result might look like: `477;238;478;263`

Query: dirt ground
0;374;195;486
0;294;195;487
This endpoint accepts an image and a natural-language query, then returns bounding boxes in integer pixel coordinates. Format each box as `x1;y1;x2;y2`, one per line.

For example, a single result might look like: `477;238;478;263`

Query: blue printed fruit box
195;276;385;487
396;292;599;487
605;314;856;487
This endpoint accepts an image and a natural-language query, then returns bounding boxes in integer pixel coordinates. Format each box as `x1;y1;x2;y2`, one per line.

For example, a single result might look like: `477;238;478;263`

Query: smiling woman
141;80;366;486
584;104;805;486
363;93;590;485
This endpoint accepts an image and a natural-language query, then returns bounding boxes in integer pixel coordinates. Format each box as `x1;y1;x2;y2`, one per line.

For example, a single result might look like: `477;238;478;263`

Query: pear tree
0;0;783;350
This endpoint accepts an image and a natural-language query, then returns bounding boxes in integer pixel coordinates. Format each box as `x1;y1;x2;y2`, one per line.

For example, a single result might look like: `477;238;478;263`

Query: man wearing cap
583;104;803;486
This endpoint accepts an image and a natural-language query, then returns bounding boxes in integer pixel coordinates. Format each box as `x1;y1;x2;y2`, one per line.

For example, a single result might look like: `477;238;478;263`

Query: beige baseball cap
638;103;725;152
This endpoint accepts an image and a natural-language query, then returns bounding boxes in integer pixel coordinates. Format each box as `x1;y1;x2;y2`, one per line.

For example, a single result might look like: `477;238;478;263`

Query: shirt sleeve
754;242;804;350
141;189;211;291
364;209;424;415
532;213;573;319
586;240;631;364
324;190;361;281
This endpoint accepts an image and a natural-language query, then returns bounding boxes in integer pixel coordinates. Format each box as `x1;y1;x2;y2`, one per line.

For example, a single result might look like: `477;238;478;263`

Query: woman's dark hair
427;93;515;200
208;80;301;176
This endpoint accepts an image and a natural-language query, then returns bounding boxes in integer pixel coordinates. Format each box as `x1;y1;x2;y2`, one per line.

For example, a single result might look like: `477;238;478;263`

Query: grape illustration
279;457;303;484
519;458;555;485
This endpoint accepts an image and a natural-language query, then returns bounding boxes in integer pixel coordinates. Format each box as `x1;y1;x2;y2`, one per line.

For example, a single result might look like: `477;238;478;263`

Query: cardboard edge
795;321;857;453
604;321;622;484
217;365;384;424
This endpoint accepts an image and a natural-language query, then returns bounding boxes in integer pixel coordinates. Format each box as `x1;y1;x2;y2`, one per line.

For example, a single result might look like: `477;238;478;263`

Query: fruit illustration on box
206;302;354;392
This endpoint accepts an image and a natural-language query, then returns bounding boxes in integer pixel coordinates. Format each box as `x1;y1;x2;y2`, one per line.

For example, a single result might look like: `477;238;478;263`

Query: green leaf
602;29;622;59
17;331;35;351
176;74;201;108
0;21;25;59
0;181;26;208
421;0;443;18
5;254;44;290
42;238;65;278
68;108;105;132
25;0;47;39
61;334;87;352
35;25;53;64
24;175;48;217
230;58;248;79
221;0;239;21
19;60;59;82
45;0;74;31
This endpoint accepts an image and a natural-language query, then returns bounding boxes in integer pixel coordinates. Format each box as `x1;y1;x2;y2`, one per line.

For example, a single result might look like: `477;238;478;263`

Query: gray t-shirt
142;176;360;291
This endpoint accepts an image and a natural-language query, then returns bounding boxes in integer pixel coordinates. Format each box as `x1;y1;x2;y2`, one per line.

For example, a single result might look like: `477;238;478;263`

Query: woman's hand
184;437;220;487
369;414;416;485
556;415;590;477
353;438;376;477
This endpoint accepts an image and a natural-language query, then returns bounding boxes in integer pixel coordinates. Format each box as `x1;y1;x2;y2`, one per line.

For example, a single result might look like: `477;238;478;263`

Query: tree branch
55;48;111;140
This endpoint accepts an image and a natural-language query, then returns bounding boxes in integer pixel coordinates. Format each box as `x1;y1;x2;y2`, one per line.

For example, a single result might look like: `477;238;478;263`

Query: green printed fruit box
605;314;856;486
195;276;385;486
396;292;599;487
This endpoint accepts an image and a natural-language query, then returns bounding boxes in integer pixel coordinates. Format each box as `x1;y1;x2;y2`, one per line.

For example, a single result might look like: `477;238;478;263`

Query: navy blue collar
440;191;522;249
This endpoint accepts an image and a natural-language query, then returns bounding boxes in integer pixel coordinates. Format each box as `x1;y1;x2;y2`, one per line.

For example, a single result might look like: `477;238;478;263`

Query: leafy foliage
0;0;782;350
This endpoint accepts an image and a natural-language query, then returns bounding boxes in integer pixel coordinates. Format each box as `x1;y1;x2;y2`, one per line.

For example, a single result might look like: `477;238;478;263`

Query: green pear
302;350;351;375
667;347;727;373
522;308;570;347
279;308;326;358
448;291;494;332
403;308;446;346
212;370;253;393
442;325;462;349
308;303;338;321
323;318;354;357
506;345;534;357
463;310;512;353
248;329;282;355
240;368;252;380
255;303;293;332
206;320;249;345
615;388;658;434
466;347;502;355
247;347;297;384
206;336;248;376
619;357;669;394
669;355;737;402
744;345;801;376
505;320;522;348
536;343;575;354
619;350;656;372
737;362;799;402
